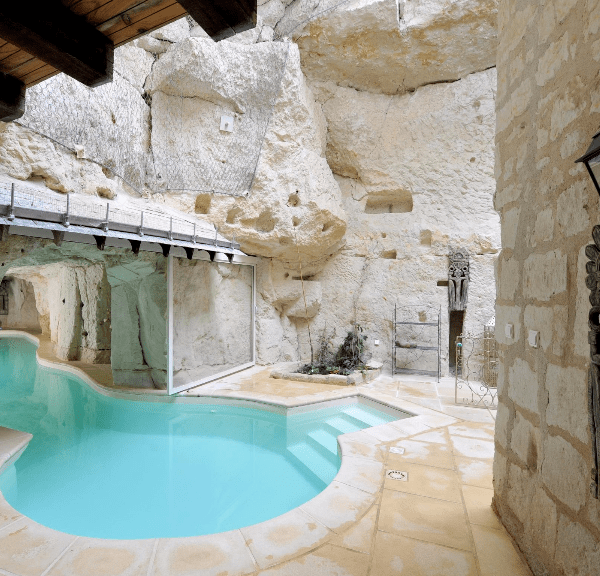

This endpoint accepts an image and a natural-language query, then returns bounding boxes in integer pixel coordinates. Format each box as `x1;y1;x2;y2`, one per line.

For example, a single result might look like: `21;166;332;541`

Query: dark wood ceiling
0;0;256;89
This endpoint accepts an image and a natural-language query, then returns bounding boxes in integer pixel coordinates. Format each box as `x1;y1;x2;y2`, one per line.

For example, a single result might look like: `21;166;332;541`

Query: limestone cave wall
494;0;600;572
0;0;501;375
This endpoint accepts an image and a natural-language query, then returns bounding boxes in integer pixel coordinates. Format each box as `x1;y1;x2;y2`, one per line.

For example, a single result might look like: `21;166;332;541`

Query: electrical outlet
505;323;514;339
220;115;234;132
528;330;539;348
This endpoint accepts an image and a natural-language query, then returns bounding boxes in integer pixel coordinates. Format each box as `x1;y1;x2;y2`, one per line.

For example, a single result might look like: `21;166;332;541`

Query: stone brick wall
494;0;600;573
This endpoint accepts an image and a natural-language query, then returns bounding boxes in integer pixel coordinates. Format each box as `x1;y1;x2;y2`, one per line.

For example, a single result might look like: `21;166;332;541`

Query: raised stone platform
270;362;383;386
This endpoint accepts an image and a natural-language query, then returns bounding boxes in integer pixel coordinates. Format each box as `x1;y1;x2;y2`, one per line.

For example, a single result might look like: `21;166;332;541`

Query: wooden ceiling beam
0;1;114;88
0;72;25;122
177;0;257;40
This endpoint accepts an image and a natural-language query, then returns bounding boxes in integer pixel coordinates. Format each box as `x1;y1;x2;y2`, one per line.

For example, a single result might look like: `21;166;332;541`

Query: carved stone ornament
448;249;470;311
585;225;600;498
0;279;7;316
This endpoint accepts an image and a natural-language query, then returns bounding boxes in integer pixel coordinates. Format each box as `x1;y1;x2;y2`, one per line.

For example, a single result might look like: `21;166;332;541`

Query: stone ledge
270;363;382;386
0;426;33;477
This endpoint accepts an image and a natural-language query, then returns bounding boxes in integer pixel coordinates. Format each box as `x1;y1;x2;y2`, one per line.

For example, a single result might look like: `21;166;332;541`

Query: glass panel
107;252;168;389
171;258;254;392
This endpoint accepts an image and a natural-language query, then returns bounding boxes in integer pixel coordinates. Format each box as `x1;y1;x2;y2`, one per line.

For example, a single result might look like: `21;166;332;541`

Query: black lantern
577;130;600;196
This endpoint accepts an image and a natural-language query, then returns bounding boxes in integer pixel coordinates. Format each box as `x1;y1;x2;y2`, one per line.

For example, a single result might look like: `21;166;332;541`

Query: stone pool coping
270;363;382;386
0;330;464;575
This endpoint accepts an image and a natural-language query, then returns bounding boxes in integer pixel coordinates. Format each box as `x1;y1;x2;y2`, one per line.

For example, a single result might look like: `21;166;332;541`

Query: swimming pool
0;336;407;539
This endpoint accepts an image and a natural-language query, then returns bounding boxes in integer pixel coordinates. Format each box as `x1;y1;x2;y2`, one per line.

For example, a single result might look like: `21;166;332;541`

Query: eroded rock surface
276;0;498;94
149;39;347;264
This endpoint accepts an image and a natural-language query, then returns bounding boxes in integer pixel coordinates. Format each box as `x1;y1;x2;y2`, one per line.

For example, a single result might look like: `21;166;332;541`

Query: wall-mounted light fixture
576;130;600;195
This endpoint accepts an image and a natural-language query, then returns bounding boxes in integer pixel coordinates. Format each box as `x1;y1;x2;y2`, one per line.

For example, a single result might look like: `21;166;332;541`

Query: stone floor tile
338;437;387;462
47;538;156;576
388;418;433;437
454;456;494;489
257;544;370;576
471;524;532;576
151;530;256;576
0;517;76;576
395;396;445;411
450;435;495;459
301;481;375;534
438;405;496;423
335;456;385;494
415;414;459;428
370;531;478;576
387;439;454;469
409;429;449;445
337;430;381;446
329;504;378;554
384;463;462;503
364;423;415;442
0;494;21;531
448;422;495;441
377;490;472;551
240;508;330;569
461;485;503;530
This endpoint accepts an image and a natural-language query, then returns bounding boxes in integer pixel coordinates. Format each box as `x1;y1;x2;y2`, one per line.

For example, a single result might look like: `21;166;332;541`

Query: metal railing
0;181;239;249
455;328;498;408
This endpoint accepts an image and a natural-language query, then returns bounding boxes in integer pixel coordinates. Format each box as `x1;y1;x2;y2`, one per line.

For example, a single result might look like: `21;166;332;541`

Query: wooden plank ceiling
0;0;256;89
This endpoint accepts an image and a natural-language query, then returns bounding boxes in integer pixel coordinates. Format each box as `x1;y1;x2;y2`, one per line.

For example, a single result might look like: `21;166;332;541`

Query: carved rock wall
0;0;500;376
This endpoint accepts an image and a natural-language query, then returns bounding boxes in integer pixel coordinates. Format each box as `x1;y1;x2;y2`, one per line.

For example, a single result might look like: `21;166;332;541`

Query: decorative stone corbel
448;249;470;311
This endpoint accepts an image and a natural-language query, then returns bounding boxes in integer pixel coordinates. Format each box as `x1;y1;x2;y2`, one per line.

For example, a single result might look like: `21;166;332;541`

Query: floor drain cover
389;447;405;455
386;470;408;481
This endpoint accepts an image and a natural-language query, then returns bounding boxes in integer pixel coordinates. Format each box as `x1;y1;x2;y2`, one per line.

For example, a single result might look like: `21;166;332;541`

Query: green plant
299;324;368;376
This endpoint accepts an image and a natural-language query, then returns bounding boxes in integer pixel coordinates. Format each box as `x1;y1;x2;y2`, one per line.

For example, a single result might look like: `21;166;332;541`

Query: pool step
325;416;363;435
343;405;392;427
307;428;339;457
287;441;338;484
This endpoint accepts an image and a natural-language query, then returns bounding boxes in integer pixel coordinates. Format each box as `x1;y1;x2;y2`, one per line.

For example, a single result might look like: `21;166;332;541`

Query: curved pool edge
0;330;464;574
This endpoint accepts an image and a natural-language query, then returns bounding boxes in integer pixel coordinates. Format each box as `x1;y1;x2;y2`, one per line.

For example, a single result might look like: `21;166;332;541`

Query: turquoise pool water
0;336;403;539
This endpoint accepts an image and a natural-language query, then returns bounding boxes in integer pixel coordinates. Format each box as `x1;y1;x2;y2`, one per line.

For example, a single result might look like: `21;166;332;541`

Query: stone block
523;305;553;351
524;486;557;561
508;358;539;414
541;435;587;512
510;411;540;469
536;32;570;87
498;258;520;300
555;515;600;575
501;207;521;250
506;463;533;524
522;249;567;302
495;305;522;345
556;180;590;237
495;402;511;450
545;364;588;444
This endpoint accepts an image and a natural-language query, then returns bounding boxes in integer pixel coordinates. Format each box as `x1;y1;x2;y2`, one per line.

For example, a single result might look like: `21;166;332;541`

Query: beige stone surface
301;481;375;534
378;489;473;551
257;544;370;576
370;531;478;576
328;504;378;554
387;438;454;469
462;485;503;530
151;530;256;576
47;538;156;576
277;0;497;95
384;462;462;502
472;524;532;576
240;508;330;568
0;517;76;576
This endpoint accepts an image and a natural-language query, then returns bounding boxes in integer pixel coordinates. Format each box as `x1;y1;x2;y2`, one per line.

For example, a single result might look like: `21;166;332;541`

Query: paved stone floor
0;333;530;576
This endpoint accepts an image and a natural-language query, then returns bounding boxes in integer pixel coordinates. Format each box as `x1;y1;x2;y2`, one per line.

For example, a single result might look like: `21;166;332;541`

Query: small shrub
299;325;368;376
